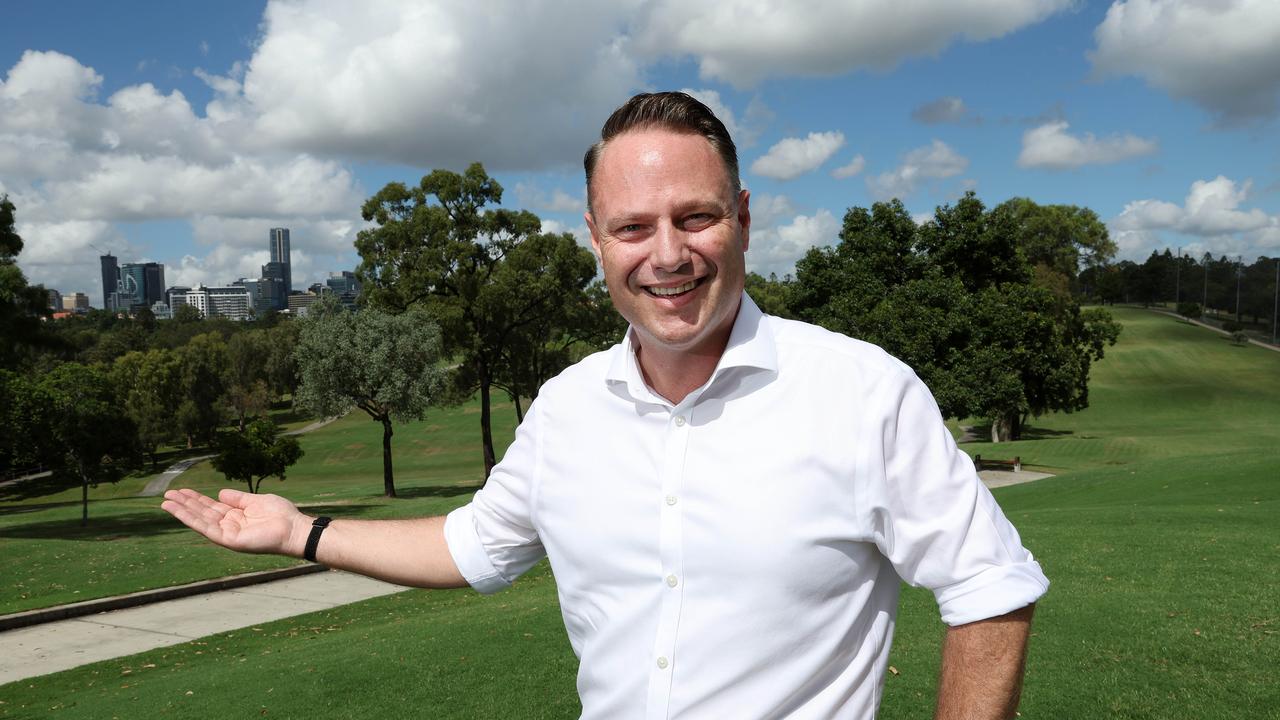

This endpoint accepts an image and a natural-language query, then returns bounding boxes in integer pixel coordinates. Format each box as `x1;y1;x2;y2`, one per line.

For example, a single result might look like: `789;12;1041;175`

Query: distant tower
99;253;119;310
269;228;292;296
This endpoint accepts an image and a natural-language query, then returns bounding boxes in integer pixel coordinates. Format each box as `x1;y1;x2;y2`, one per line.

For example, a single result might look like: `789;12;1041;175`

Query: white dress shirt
445;293;1048;719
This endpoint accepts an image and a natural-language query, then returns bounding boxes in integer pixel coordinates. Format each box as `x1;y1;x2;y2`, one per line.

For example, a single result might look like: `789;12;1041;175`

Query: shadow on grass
394;485;481;500
0;510;193;541
1019;427;1075;440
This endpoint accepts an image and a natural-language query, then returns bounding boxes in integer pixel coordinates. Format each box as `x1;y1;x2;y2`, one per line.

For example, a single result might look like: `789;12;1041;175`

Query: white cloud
1018;121;1157;169
831;154;866;180
516;183;586;214
745;194;838;277
1090;0;1280;124
1109;175;1279;259
911;96;976;124
239;0;639;169
635;0;1074;88
750;131;845;181
866;140;968;200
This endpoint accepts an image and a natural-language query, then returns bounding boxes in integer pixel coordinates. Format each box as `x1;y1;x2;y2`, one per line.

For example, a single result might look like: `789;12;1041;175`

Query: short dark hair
584;91;740;214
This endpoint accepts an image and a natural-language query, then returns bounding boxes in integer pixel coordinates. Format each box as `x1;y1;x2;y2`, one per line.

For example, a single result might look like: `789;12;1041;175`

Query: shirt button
656;656;669;669
665;495;678;506
674;415;686;427
666;574;678;588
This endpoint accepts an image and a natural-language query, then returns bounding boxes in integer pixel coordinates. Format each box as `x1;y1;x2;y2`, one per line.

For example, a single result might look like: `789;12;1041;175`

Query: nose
650;221;691;274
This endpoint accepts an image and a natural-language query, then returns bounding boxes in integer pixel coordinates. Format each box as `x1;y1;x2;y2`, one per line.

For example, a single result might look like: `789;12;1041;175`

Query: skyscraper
99;253;119;310
269;228;292;296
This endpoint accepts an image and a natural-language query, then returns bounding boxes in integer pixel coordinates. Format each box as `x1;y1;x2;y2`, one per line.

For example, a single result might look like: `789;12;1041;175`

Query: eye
681;213;715;230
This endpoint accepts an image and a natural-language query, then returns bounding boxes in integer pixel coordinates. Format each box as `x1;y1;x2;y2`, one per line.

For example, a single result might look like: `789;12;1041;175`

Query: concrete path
137;455;213;497
979;469;1054;489
0;570;406;685
134;413;344;498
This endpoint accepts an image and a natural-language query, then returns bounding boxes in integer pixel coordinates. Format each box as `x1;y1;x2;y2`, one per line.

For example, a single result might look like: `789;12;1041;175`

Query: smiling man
163;92;1047;719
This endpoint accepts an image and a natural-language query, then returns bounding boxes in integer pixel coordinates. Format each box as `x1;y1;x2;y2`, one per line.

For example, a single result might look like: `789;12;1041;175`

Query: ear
585;211;604;264
737;189;751;252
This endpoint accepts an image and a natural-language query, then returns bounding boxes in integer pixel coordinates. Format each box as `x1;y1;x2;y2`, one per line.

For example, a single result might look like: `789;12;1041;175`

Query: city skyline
3;1;1278;300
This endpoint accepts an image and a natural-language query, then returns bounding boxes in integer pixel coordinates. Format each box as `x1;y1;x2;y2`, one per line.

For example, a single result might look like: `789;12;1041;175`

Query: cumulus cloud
516;183;586;214
1110;175;1279;259
634;0;1074;87
831;154;866;180
867;140;969;200
1018;121;1157;169
911;96;978;124
746;193;839;277
750;131;845;181
1090;0;1280;124
238;1;639;169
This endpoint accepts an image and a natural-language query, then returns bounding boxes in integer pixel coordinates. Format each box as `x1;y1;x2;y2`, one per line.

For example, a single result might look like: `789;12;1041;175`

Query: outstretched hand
161;488;310;557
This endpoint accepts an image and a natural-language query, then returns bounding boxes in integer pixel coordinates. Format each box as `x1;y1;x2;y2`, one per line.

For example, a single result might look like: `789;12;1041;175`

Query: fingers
161;488;233;542
218;487;250;508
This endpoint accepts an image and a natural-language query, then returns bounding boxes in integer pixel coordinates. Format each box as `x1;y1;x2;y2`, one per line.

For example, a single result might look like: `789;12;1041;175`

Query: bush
1176;302;1202;320
1222;320;1244;333
1231;330;1250;346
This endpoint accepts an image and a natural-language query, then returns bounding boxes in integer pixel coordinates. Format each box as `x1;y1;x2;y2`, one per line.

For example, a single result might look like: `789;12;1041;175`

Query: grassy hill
2;307;1277;718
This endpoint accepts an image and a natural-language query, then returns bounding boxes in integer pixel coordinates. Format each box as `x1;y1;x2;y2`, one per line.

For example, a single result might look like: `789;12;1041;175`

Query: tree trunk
80;472;89;527
381;415;397;498
479;365;496;478
513;394;524;425
991;415;1012;444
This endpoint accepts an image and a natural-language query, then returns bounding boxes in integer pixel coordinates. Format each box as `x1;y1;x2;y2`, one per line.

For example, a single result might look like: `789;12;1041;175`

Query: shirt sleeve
444;398;547;595
863;370;1049;625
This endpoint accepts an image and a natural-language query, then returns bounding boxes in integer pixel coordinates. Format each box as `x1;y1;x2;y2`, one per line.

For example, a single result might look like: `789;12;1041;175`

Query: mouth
644;278;702;298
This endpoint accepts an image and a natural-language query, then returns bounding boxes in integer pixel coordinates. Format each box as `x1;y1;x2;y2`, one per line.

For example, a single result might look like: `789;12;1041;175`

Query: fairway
2;307;1277;719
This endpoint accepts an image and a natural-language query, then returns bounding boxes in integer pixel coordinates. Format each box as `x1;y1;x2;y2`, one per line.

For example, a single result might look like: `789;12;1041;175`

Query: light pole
1202;252;1210;317
1236;255;1243;323
1272;258;1278;346
1175;246;1181;307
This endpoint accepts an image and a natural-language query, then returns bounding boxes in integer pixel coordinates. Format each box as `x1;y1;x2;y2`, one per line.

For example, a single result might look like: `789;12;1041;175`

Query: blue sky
3;0;1278;307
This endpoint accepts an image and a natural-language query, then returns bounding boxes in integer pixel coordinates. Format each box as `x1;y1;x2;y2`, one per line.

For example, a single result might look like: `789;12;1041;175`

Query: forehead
592;129;732;214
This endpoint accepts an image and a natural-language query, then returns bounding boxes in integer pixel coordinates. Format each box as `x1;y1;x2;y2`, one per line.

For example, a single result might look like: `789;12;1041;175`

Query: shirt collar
605;291;778;399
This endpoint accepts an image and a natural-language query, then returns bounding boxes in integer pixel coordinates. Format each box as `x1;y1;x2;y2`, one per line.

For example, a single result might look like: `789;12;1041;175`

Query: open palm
162;487;305;556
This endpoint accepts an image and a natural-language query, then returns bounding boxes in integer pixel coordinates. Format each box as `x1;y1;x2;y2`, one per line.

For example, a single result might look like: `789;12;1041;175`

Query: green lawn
0;399;518;615
2;307;1278;718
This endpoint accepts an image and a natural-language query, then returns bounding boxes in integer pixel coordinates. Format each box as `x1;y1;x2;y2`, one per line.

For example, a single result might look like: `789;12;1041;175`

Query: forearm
934;603;1035;720
292;514;469;590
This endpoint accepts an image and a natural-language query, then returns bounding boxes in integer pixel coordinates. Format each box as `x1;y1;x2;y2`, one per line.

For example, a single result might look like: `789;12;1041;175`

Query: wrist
288;513;316;558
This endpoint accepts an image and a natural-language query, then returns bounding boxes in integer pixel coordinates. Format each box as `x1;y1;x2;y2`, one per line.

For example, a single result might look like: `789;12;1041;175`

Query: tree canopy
293;297;445;497
792;193;1120;442
354;163;605;475
211;417;303;494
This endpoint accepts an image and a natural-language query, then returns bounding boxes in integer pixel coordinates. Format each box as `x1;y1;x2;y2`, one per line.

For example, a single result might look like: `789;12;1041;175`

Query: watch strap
303;516;331;562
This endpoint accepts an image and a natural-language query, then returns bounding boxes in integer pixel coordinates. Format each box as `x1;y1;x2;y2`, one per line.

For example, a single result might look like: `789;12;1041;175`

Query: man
163;92;1047;719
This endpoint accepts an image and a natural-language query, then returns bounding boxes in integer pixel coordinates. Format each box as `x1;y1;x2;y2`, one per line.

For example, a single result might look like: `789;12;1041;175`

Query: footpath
0;468;1048;686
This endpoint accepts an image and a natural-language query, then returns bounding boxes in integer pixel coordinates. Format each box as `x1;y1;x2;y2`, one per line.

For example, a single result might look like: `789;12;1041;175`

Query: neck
634;307;739;404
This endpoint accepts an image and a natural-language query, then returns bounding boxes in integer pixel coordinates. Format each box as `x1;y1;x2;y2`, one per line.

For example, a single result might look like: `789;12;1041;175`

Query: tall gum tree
354;163;600;476
293;298;444;497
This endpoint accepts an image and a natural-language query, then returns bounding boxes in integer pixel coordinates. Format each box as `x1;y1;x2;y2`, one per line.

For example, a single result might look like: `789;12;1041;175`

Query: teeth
647;280;698;296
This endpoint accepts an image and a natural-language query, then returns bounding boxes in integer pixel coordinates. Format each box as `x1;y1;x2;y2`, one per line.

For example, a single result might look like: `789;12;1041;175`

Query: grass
0;399;517;615
2;306;1278;718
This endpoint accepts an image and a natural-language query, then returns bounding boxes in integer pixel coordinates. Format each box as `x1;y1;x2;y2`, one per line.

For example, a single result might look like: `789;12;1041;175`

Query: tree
112;349;183;468
992;198;1116;294
210;417;303;494
294;298;445;497
792;193;1120;442
226;330;273;430
177;332;230;448
354;163;601;476
36;363;141;524
0;195;56;370
173;303;202;323
744;272;795;318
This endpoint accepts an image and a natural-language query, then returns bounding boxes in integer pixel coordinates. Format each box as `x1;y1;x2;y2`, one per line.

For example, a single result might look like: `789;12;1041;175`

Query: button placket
645;403;693;718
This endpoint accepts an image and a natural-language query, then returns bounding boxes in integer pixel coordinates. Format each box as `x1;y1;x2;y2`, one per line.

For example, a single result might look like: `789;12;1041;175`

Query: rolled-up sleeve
444;400;547;595
865;370;1049;626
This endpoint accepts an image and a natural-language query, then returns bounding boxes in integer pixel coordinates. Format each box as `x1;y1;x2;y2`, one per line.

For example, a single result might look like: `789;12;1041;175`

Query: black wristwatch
304;516;331;562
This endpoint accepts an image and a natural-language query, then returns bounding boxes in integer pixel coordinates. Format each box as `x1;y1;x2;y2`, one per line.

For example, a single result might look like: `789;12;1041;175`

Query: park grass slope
2;307;1278;719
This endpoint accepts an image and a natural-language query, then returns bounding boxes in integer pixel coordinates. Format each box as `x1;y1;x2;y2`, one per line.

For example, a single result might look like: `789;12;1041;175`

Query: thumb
218;487;251;507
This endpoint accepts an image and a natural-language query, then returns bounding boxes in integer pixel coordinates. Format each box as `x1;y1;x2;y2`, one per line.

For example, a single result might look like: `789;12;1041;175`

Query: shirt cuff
443;504;512;595
934;559;1050;626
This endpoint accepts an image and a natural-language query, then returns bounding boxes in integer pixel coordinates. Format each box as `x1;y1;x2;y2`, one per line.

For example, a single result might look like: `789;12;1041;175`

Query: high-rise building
99;254;119;310
269;228;292;296
184;285;253;321
119;263;146;310
326;270;361;310
141;262;165;306
47;289;62;311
